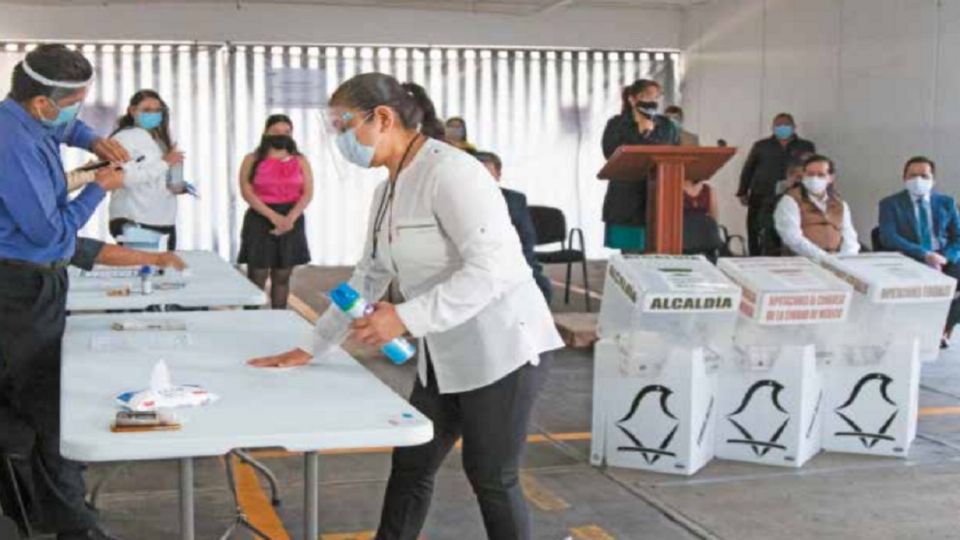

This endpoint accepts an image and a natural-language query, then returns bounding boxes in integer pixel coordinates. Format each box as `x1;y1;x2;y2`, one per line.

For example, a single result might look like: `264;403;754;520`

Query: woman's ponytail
401;82;444;140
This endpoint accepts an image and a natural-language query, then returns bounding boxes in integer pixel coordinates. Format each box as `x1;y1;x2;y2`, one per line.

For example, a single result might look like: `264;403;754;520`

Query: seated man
879;156;960;348
475;151;553;303
774;154;860;260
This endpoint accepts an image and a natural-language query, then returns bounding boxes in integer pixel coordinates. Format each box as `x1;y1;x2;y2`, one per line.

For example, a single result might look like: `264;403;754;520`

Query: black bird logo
615;384;679;465
834;373;898;449
726;380;789;457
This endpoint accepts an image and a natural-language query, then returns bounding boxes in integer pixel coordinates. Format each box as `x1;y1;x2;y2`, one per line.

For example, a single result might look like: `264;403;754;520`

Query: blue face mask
335;128;375;168
774;125;795;140
40;100;81;128
137;112;164;130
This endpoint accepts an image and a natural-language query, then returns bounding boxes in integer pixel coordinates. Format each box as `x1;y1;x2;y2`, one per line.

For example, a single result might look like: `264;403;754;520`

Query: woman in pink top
238;115;314;309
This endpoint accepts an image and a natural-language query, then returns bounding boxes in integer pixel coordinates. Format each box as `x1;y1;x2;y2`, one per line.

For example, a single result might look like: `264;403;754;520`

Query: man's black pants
944;263;960;331
376;353;551;540
747;202;768;256
0;265;95;533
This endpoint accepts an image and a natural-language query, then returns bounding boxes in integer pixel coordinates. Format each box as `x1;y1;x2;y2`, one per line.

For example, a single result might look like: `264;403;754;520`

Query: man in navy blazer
475;151;553;303
879;156;960;347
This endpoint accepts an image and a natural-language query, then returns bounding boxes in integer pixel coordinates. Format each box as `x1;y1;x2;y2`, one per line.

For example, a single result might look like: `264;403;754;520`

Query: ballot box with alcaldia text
716;257;852;468
591;254;741;475
818;253;957;457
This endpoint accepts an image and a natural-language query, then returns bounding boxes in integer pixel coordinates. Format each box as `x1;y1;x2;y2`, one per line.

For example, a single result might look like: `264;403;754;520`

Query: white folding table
66;250;267;312
61;310;433;539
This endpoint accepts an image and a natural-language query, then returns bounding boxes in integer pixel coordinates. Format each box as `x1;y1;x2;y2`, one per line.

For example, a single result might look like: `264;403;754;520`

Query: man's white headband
21;58;92;89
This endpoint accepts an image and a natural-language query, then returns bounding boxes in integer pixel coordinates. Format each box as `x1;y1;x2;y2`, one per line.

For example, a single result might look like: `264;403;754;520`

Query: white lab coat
314;138;563;394
109;127;177;226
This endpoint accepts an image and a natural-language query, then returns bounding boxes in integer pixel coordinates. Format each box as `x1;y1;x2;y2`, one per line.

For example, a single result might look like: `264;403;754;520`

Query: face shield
315;108;380;181
21;57;93;128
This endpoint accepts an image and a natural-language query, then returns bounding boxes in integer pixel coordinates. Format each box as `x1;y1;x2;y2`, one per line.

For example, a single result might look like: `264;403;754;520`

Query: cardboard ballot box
716;257;853;467
591;255;741;475
817;253;956;457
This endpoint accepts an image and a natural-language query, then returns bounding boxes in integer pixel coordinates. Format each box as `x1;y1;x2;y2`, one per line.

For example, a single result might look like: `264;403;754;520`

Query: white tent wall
682;0;958;246
0;2;683;265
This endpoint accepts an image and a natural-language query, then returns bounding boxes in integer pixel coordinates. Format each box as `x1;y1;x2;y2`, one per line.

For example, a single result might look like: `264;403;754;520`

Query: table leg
304;452;319;539
180;458;195;540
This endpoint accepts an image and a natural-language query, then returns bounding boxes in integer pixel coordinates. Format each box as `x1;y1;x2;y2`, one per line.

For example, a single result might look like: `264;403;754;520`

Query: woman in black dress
601;79;680;253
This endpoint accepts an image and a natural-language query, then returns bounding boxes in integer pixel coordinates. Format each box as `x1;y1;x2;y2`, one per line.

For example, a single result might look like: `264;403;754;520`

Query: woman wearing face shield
237;114;314;309
250;73;563;540
600;79;680;253
108;90;184;251
0;44;128;540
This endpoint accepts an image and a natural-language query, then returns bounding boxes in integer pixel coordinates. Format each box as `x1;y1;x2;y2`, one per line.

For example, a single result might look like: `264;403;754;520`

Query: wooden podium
598;146;736;254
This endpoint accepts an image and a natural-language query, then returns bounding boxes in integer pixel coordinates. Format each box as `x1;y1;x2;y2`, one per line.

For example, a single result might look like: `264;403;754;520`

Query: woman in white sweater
251;74;562;540
108;90;185;250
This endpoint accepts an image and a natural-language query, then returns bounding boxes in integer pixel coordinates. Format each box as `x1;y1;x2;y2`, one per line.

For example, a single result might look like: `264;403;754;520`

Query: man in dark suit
475;151;553;303
737;113;817;255
879;156;960;347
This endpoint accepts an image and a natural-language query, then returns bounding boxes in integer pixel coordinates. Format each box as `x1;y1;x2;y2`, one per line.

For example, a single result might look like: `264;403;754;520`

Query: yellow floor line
231;454;290;540
321;533;426;540
570;524;616;540
520;472;570;512
248;432;594;460
919;406;960;416
288;293;321;323
321;531;377;540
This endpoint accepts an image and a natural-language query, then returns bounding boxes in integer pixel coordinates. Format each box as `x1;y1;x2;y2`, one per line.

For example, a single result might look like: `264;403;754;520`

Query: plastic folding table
61;310;433;539
66;250;267;312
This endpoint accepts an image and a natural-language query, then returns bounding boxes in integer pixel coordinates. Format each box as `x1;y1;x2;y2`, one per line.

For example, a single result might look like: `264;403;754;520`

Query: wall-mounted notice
266;67;328;108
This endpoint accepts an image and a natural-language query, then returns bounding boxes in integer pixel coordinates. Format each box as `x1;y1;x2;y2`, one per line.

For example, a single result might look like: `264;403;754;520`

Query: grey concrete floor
75;262;960;540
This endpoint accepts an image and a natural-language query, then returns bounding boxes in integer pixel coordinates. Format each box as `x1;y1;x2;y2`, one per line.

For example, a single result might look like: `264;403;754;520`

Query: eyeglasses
323;109;374;135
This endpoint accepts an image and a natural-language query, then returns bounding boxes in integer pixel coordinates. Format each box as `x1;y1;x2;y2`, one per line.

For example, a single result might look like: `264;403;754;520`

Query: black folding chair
720;225;748;257
528;206;591;312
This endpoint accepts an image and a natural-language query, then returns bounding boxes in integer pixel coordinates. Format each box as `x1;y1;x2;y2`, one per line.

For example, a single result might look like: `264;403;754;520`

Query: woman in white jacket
108;90;184;250
250;73;563;540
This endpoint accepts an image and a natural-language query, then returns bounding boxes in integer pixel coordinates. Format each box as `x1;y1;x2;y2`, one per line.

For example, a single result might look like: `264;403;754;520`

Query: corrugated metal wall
0;42;679;264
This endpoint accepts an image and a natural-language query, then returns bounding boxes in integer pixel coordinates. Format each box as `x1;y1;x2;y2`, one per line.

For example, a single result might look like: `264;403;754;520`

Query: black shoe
941;338;950;350
57;524;123;540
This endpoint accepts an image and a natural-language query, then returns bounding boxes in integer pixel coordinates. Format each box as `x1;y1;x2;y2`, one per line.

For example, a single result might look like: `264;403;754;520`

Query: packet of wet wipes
115;360;218;412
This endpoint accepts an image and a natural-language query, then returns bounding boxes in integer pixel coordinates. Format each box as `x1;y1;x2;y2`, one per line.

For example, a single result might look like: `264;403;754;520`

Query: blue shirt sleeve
0;144;105;250
58;119;99;151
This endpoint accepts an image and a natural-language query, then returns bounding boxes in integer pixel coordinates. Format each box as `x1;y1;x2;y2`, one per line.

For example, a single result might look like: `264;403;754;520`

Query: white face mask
802;176;830;195
905;176;934;197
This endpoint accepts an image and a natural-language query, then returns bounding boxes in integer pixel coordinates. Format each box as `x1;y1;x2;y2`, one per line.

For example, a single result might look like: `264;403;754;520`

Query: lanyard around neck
371;133;423;259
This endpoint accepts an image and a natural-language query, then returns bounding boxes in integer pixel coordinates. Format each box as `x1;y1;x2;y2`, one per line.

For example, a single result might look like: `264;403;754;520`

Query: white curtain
0;42;680;264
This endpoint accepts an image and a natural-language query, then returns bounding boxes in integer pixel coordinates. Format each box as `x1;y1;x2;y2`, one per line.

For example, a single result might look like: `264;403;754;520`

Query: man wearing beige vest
774;154;860;261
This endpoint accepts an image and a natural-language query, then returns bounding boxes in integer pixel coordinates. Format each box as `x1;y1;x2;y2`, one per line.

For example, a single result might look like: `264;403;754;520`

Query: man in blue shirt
0;44;128;540
879;156;960;348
